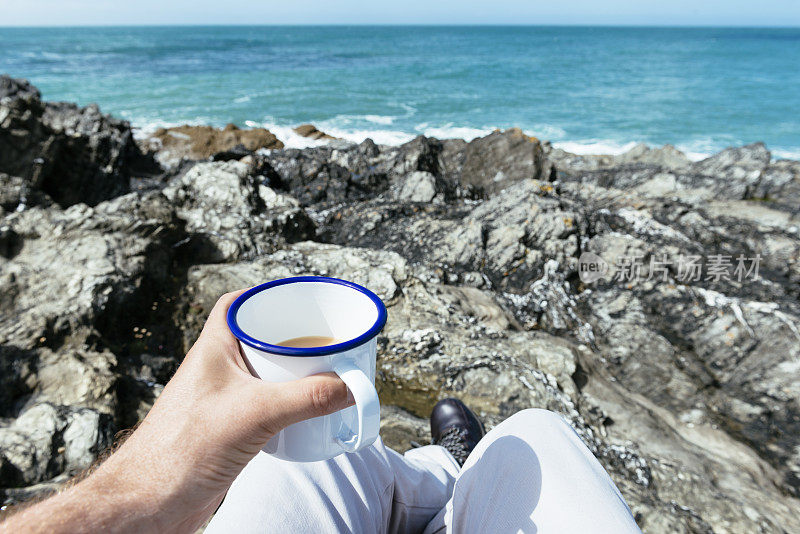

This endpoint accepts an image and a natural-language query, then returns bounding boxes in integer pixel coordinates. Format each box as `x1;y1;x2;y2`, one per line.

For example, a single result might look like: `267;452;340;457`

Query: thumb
256;372;355;434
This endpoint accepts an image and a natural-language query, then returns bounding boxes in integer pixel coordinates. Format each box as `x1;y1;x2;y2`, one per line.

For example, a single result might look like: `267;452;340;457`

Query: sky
1;0;800;27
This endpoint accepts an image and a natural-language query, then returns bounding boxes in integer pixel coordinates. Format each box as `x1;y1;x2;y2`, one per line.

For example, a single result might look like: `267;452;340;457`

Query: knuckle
307;381;338;414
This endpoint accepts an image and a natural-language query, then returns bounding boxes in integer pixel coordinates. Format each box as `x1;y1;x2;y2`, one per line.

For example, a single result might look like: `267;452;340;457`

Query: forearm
2;459;166;533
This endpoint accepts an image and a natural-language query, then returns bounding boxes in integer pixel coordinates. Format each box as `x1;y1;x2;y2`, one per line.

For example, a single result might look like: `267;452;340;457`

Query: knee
501;408;571;432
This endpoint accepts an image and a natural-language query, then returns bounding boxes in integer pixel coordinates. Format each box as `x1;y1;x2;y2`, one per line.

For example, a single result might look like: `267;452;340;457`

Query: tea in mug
276;336;338;348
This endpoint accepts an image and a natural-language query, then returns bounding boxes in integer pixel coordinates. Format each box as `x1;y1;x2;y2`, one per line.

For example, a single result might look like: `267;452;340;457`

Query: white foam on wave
418;124;494;141
675;138;722;161
771;148;800;161
553;140;640;156
256;120;414;148
322;127;415;146
679;150;711;162
364;115;395;125
529;124;567;140
253;121;330;149
130;118;207;140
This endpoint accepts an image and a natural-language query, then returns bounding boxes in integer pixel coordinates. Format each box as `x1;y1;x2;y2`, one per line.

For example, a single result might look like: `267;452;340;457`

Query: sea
1;25;799;159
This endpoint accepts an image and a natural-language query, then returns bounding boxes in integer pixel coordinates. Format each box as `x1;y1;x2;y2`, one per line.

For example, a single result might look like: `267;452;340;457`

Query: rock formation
145;123;283;169
2;75;800;532
293;123;337;141
0;76;152;208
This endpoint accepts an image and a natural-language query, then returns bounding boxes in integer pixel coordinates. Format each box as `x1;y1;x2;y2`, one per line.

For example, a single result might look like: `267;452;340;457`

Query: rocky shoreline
2;75;800;532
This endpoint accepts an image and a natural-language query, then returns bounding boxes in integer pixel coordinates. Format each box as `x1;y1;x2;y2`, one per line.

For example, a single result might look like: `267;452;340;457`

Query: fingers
205;288;249;332
197;288;253;348
186;288;251;366
252;373;355;435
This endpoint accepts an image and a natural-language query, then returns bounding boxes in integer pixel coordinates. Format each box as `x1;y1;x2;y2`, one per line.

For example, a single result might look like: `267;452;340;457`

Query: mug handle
332;359;380;453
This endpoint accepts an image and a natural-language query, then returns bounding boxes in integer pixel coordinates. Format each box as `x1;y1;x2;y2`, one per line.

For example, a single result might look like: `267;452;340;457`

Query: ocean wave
528;124;568;140
769;148;800;161
130;118;211;140
320;127;415;146
364;115;395;125
675;139;725;161
418;124;494;141
256;122;330;149
553;140;640;156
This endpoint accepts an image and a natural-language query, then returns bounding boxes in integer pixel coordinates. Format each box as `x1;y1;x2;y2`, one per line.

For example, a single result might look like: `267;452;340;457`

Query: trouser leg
205;436;458;534
422;409;641;534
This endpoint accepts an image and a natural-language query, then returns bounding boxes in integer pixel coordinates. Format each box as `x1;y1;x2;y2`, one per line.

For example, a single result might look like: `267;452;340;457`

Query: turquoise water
1;26;799;158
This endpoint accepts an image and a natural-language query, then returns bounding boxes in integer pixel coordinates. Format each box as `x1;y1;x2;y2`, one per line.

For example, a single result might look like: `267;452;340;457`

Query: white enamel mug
226;276;387;462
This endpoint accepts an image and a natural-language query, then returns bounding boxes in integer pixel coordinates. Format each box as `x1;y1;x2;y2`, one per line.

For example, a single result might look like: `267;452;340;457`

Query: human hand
1;289;354;533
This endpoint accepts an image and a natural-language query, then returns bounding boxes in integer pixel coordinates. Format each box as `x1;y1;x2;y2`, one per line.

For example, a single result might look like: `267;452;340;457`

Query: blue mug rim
226;276;388;357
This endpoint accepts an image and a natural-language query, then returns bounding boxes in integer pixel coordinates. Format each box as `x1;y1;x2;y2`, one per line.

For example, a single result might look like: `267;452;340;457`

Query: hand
1;289;354;533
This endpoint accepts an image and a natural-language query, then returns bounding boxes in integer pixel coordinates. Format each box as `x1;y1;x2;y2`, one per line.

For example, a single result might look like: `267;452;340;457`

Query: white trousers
206;409;641;533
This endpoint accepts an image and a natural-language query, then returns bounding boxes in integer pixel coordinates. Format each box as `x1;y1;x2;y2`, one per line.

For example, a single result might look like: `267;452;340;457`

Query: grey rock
0;76;41;102
552;142;774;203
614;143;692;169
545;142;691;173
755;159;800;205
0;403;112;488
322;180;580;293
258;135;468;208
258;142;394;206
163;161;315;262
397;171;437;202
689;142;770;198
461;128;550;195
0;191;181;349
0;74;152;208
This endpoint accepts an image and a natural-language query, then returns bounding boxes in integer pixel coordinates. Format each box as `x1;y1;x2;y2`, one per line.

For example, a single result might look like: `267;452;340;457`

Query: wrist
1;466;162;534
81;447;178;532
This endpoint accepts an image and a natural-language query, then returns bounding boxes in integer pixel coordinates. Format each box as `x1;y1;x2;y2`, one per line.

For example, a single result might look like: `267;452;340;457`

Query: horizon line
2;22;800;29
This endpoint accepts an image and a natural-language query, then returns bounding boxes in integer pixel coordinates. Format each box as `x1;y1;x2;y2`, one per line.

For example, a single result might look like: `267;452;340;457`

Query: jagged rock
0;190;184;497
0;402;112;492
162;161;315;262
259;141;396;206
755;158;800;205
0;75;147;208
460;128;551;195
147;124;283;169
553;142;774;203
322;180;581;292
614;143;692;169
545;142;692;173
689;143;770;196
259;135;471;207
0;191;181;349
0;75;40;101
397;171;437;202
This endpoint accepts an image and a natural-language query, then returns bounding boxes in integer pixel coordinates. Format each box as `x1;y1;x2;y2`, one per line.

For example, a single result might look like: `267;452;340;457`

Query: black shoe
430;398;485;466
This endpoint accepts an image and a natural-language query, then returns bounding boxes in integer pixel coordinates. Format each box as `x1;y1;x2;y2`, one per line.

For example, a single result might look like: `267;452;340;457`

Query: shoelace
434;426;471;466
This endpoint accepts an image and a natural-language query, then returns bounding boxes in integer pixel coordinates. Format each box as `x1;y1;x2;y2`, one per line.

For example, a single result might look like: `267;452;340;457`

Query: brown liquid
276;335;338;348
